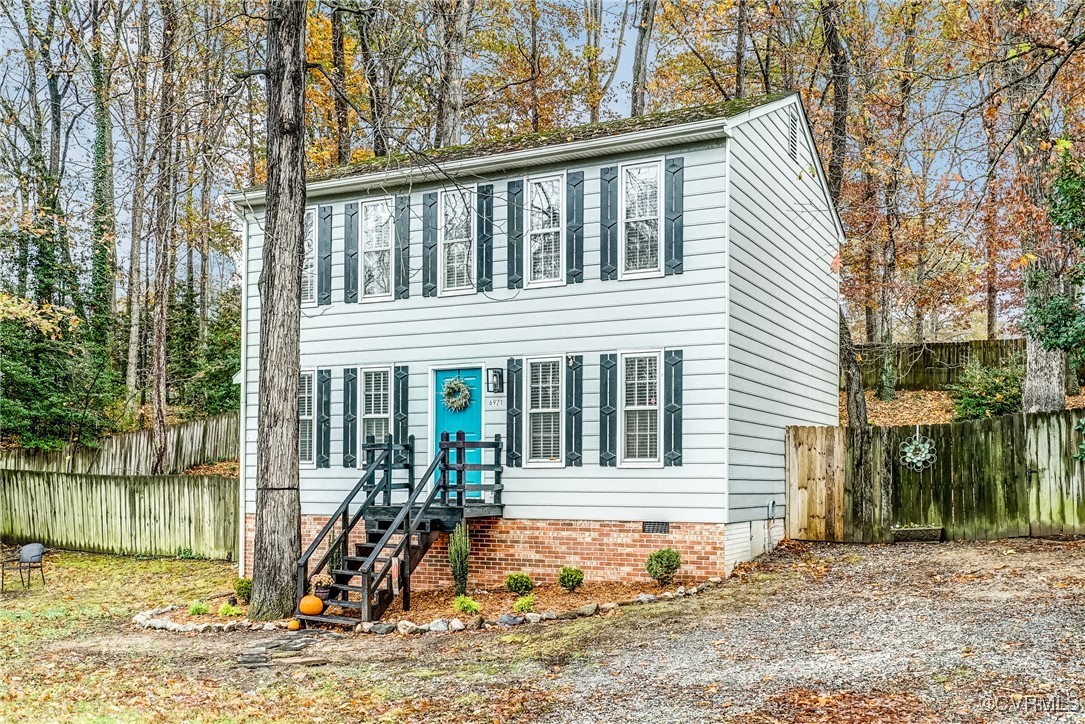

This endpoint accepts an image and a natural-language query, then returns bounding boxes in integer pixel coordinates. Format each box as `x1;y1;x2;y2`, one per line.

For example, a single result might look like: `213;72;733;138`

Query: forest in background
2;0;1085;456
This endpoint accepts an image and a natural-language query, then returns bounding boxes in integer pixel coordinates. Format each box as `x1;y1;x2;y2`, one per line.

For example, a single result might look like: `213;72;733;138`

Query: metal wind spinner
899;425;936;472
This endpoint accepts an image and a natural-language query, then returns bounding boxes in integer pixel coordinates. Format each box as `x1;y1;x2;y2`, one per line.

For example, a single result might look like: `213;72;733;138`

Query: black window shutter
506;358;523;466
599;353;618;466
507;180;524;289
476;184;494;291
422;192;438;297
394;365;409;464
318;205;333;304
344;203;359;303
664;157;685;275
395;195;410;299
599;167;618;281
317;369;331;468
566;355;583;466
343;367;358;467
566;171;584;283
664;349;683;466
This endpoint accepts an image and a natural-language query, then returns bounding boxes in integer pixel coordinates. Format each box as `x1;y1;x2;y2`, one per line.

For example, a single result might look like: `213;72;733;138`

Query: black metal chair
1;543;46;591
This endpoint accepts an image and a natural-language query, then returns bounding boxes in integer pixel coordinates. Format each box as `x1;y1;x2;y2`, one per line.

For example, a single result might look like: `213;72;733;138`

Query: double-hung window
301;208;317;304
619;161;664;279
526;357;563;465
620;351;662;466
361;368;392;444
440;188;474;295
298;370;315;465
527;175;563;286
361;199;394;300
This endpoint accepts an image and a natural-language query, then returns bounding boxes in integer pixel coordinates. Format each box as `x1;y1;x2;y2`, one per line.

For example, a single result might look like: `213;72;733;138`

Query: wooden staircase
295;432;503;627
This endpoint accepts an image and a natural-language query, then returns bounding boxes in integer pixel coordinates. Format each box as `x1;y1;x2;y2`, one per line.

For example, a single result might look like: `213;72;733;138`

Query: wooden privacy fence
786;408;1085;543
0;470;239;560
0;412;238;475
843;339;1025;391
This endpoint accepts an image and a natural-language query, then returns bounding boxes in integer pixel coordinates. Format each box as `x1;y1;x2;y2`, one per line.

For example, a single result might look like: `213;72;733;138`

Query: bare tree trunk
840;309;867;428
331;6;351;164
529;0;540;132
821;0;848;202
735;0;746;99
125;0;151;417
150;0;178;474
1001;0;1064;412
630;0;657;116
250;0;307;621
434;0;475;148
583;0;627;123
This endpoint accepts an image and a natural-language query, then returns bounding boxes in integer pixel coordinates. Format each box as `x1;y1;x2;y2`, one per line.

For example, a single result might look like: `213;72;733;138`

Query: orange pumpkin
287;619;301;631
298;594;324;616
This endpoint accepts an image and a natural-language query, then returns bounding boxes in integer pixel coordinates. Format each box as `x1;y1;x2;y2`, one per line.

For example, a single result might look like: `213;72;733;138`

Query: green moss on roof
300;92;792;187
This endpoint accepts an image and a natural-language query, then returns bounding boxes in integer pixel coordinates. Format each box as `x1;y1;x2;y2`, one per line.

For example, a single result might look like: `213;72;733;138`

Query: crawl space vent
642;521;670;534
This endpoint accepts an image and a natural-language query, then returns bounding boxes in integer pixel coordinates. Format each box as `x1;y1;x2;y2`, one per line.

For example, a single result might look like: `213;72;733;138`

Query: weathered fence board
843;339;1025;391
786;409;1085;542
0;413;238;475
0;471;238;560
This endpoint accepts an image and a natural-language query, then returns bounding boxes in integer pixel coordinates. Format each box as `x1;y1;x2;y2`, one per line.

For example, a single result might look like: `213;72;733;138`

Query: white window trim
617;159;665;281
617;349;664;469
359;197;396;303
301;206;318;307
524;355;565;468
358;365;395;449
298;368;317;469
438;186;477;297
524;172;566;289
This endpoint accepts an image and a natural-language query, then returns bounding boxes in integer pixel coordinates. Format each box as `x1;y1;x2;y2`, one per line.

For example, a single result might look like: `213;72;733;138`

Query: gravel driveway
539;539;1085;723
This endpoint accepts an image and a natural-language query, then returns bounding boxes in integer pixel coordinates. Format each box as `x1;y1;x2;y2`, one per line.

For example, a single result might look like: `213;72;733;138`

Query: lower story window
362;368;391;444
298;371;315;465
527;357;562;464
621;352;660;465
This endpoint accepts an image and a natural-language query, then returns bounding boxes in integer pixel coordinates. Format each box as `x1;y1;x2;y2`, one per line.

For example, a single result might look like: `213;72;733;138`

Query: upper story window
361;368;391;443
298;370;315;465
620;351;661;467
301;208;316;305
440;188;474;295
527;175;563;287
619;161;663;280
526;357;563;466
361;199;394;300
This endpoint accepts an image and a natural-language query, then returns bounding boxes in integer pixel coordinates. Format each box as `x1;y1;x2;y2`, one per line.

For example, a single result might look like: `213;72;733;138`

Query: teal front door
434;368;483;497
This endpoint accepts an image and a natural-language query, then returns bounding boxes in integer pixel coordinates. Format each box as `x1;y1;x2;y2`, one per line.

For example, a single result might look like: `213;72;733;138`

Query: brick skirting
244;514;732;590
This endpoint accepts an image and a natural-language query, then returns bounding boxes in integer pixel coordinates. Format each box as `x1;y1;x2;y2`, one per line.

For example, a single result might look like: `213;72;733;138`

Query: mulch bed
183;459;240;477
331;581;666;624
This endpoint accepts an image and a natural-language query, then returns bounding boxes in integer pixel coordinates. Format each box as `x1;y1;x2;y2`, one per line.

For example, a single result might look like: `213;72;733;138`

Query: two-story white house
229;92;841;623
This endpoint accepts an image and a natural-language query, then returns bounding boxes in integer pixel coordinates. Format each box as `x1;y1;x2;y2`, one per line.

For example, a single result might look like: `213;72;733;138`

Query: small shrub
513;594;535;613
557;566;584;593
645;548;681;586
233;577;253;603
218;602;244;617
448;520;470;597
505;572;534;595
175;547;199;560
453;595;481;615
188;601;210;616
947;357;1024;421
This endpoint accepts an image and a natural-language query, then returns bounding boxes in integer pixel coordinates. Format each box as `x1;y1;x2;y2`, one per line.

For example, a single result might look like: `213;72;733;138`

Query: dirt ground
4;540;1085;722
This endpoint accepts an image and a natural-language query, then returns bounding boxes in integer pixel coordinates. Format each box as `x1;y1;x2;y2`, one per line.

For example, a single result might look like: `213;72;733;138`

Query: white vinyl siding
301;207;317;305
526;357;563;466
361;199;394;300
298;370;315;466
619;161;663;279
440;188;474;295
620;351;662;467
361;368;391;444
527;175;563;287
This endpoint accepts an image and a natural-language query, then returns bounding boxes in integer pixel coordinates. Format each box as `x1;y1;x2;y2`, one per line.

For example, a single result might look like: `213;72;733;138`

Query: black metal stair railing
295;435;413;605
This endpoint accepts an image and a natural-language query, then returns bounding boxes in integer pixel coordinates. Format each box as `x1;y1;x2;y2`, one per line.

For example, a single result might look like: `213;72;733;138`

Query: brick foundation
244;514;730;589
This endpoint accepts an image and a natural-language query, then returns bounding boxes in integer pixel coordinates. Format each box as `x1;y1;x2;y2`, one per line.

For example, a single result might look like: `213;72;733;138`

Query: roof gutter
226;118;732;208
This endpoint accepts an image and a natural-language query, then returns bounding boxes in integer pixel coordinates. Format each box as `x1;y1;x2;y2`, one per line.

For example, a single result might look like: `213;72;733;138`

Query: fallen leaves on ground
751;688;939;723
182;458;240;477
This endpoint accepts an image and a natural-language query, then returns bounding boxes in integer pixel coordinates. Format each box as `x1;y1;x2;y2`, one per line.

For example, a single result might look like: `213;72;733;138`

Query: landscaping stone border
132;605;288;633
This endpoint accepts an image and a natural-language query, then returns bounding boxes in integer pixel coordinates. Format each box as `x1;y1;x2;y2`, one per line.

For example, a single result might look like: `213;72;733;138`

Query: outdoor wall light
487;368;504;394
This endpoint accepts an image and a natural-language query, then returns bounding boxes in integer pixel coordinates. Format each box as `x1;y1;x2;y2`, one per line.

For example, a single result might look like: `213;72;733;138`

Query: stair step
326;598;371;611
329;583;374;593
296;612;358;628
